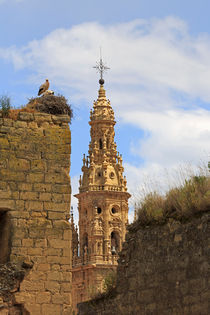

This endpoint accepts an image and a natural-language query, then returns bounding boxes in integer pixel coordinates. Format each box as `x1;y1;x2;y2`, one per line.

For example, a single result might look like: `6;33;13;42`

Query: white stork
38;79;50;96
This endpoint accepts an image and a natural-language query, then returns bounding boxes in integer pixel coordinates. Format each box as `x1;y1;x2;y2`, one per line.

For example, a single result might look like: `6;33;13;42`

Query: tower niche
71;76;130;312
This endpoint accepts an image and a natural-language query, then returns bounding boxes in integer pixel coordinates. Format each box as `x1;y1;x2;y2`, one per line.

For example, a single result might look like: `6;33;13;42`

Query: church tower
71;59;130;311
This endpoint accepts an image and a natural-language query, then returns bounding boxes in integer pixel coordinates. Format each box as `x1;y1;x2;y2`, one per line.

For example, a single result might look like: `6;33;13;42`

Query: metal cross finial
93;48;110;85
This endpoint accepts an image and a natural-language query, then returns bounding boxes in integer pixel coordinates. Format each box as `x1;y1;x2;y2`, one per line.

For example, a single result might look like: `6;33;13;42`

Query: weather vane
93;48;110;85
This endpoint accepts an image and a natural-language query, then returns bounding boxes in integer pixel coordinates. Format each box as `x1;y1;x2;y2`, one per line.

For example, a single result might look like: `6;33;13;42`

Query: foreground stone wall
0;112;72;314
78;212;210;315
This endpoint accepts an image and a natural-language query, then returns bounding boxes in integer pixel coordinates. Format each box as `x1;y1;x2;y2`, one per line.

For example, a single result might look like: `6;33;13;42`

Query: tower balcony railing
89;185;124;192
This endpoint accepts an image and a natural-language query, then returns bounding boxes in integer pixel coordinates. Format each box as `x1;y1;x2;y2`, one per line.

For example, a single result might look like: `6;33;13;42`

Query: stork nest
27;94;73;119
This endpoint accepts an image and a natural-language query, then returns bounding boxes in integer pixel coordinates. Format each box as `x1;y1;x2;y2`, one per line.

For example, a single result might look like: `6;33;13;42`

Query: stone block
45;281;60;293
31;160;46;172
63;193;70;202
15;292;36;304
11;191;19;200
47;271;63;281
53;220;70;229
8;158;30;171
51;193;63;202
0;181;7;190
0;169;25;182
52;115;70;124
12;227;28;239
35;292;51;304
45;227;63;238
18;112;34;121
39;192;52;201
11;247;28;256
44;202;69;212
33;183;52;192
60;256;71;264
63;305;73;315
61;272;71;281
45;173;65;184
42;304;61;315
52;293;70;304
35;239;47;248
15;120;27;128
22;239;34;247
32;256;47;264
28;248;43;256
52;184;71;194
2;118;13;126
0;137;10;149
27;270;47;282
0;199;15;210
12;210;30;219
12;239;22;247
61;283;72;293
63;248;71;257
34;112;52;122
26;173;44;183
24;304;41;315
37;264;51;271
20;191;39;200
8;182;17;192
0;190;11;199
45;248;62;256
63;229;71;240
25;200;43;211
18;182;33;191
29;227;46;238
48;211;66;220
49;239;69;249
46;256;62;264
14;200;24;210
51;264;61;271
20;280;45;292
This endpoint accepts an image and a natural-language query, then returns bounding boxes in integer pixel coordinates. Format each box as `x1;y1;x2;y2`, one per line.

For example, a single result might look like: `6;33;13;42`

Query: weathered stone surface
78;212;210;315
0;113;73;314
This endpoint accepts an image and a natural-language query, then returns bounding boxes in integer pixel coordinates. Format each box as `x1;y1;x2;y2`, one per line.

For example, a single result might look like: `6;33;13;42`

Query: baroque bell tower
72;57;130;311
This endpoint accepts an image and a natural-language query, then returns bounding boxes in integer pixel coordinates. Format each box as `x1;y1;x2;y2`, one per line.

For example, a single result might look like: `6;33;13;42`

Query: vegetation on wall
0;95;11;117
88;271;117;305
133;171;210;228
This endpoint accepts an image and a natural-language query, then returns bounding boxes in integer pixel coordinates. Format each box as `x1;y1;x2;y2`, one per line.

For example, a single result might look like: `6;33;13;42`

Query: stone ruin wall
0;111;72;314
78;212;210;315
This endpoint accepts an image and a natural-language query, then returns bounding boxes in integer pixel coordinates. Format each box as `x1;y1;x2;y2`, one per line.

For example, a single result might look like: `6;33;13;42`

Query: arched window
111;207;117;214
83;233;88;254
97;207;102;214
99;138;103;149
111;231;120;255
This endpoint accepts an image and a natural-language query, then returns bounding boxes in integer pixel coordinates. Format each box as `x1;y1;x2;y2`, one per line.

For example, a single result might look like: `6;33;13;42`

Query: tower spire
93;49;110;85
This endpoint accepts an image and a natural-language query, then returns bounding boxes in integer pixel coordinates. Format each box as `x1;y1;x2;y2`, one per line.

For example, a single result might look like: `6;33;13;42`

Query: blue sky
0;0;210;222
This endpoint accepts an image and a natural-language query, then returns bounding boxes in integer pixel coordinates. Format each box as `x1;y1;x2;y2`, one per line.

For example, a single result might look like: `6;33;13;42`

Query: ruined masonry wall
78;212;210;315
0;112;72;315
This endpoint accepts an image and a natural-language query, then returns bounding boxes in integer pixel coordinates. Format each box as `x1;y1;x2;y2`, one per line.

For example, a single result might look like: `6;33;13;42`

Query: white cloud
0;17;210;209
2;17;210;104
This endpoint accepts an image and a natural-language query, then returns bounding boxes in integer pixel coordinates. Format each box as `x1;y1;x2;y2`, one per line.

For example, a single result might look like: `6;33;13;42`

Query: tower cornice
74;190;131;200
